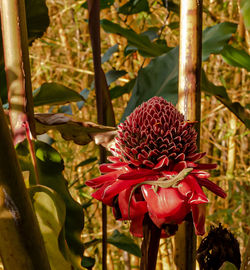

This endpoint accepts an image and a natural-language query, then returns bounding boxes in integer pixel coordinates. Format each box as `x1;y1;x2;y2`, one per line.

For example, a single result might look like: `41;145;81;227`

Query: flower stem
87;1;116;269
140;214;161;270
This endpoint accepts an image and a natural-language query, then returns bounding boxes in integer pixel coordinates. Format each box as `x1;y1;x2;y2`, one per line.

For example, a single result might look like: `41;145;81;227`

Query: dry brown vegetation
28;0;249;269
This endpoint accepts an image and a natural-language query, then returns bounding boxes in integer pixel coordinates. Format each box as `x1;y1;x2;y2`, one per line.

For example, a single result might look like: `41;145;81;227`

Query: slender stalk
0;0;35;145
175;0;203;269
140;214;161;270
0;101;51;270
87;1;116;269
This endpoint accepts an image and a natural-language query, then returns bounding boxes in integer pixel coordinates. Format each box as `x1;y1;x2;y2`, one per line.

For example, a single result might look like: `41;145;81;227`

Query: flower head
86;97;226;237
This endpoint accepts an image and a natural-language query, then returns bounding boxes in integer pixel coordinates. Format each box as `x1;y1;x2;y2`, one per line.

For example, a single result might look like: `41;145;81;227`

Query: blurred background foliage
1;0;249;269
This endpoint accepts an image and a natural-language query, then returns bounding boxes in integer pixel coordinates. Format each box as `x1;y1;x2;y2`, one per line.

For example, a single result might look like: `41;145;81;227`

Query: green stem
0;100;51;270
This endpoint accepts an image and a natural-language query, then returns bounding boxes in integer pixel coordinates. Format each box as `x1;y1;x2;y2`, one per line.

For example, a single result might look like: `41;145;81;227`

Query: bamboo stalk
0;101;51;270
175;0;203;269
0;0;35;144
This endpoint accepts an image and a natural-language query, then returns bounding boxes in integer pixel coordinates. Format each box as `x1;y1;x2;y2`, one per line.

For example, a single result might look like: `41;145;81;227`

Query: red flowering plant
86;97;226;237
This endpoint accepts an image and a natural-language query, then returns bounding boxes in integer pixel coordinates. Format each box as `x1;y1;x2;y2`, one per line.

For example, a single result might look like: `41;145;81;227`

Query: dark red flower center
114;97;198;168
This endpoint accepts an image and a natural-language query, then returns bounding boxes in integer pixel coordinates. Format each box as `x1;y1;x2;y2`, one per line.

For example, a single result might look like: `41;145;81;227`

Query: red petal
86;171;122;188
99;162;128;173
91;182;114;205
118;169;157;180
195;163;217;170
97;178;147;205
175;153;185;161
196;178;227;198
118;188;147;220
141;185;189;223
178;175;208;205
173;161;187;172
191;169;211;178
107;156;121;163
153;156;169;170
186;152;206;161
192;204;206;235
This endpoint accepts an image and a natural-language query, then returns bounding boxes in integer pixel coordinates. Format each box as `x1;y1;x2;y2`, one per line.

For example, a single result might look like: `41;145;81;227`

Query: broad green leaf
34;113;116;146
221;45;250;71
219;262;237;270
101;19;171;57
25;0;50;44
33;83;84;106
141;28;159;41
118;0;149;15
107;230;141;257
121;47;179;121
122;47;249;128
81;256;95;268
28;185;71;270
110;78;136;99
106;69;127;86
202;22;237;61
161;0;180;14
17;140;85;270
241;0;250;30
102;44;119;63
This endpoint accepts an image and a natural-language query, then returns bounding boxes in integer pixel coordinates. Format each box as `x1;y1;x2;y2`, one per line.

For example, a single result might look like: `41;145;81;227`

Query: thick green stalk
0;0;35;145
175;0;203;269
0;101;51;270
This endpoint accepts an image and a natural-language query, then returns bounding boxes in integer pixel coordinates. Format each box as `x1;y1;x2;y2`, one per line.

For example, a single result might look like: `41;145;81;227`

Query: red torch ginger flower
86;97;226;237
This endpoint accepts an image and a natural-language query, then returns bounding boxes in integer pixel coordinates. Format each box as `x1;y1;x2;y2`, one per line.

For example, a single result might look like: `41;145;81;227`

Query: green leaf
202;22;237;61
17;140;85;270
28;185;71;270
82;0;114;10
110;78;136;99
121;47;249;128
107;230;141;257
81;256;95;268
25;0;50;44
161;0;180;14
219;262;238;270
201;70;250;128
75;157;98;170
118;0;149;15
221;45;250;71
241;0;250;30
33;83;84;106
101;44;119;63
101;19;171;57
121;47;179;121
106;69;127;86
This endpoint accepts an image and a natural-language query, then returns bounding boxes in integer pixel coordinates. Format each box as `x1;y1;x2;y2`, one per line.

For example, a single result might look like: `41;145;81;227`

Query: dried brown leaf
35;113;117;146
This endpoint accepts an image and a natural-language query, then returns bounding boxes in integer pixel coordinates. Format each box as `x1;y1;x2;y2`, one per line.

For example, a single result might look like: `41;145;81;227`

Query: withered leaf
35;113;117;146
